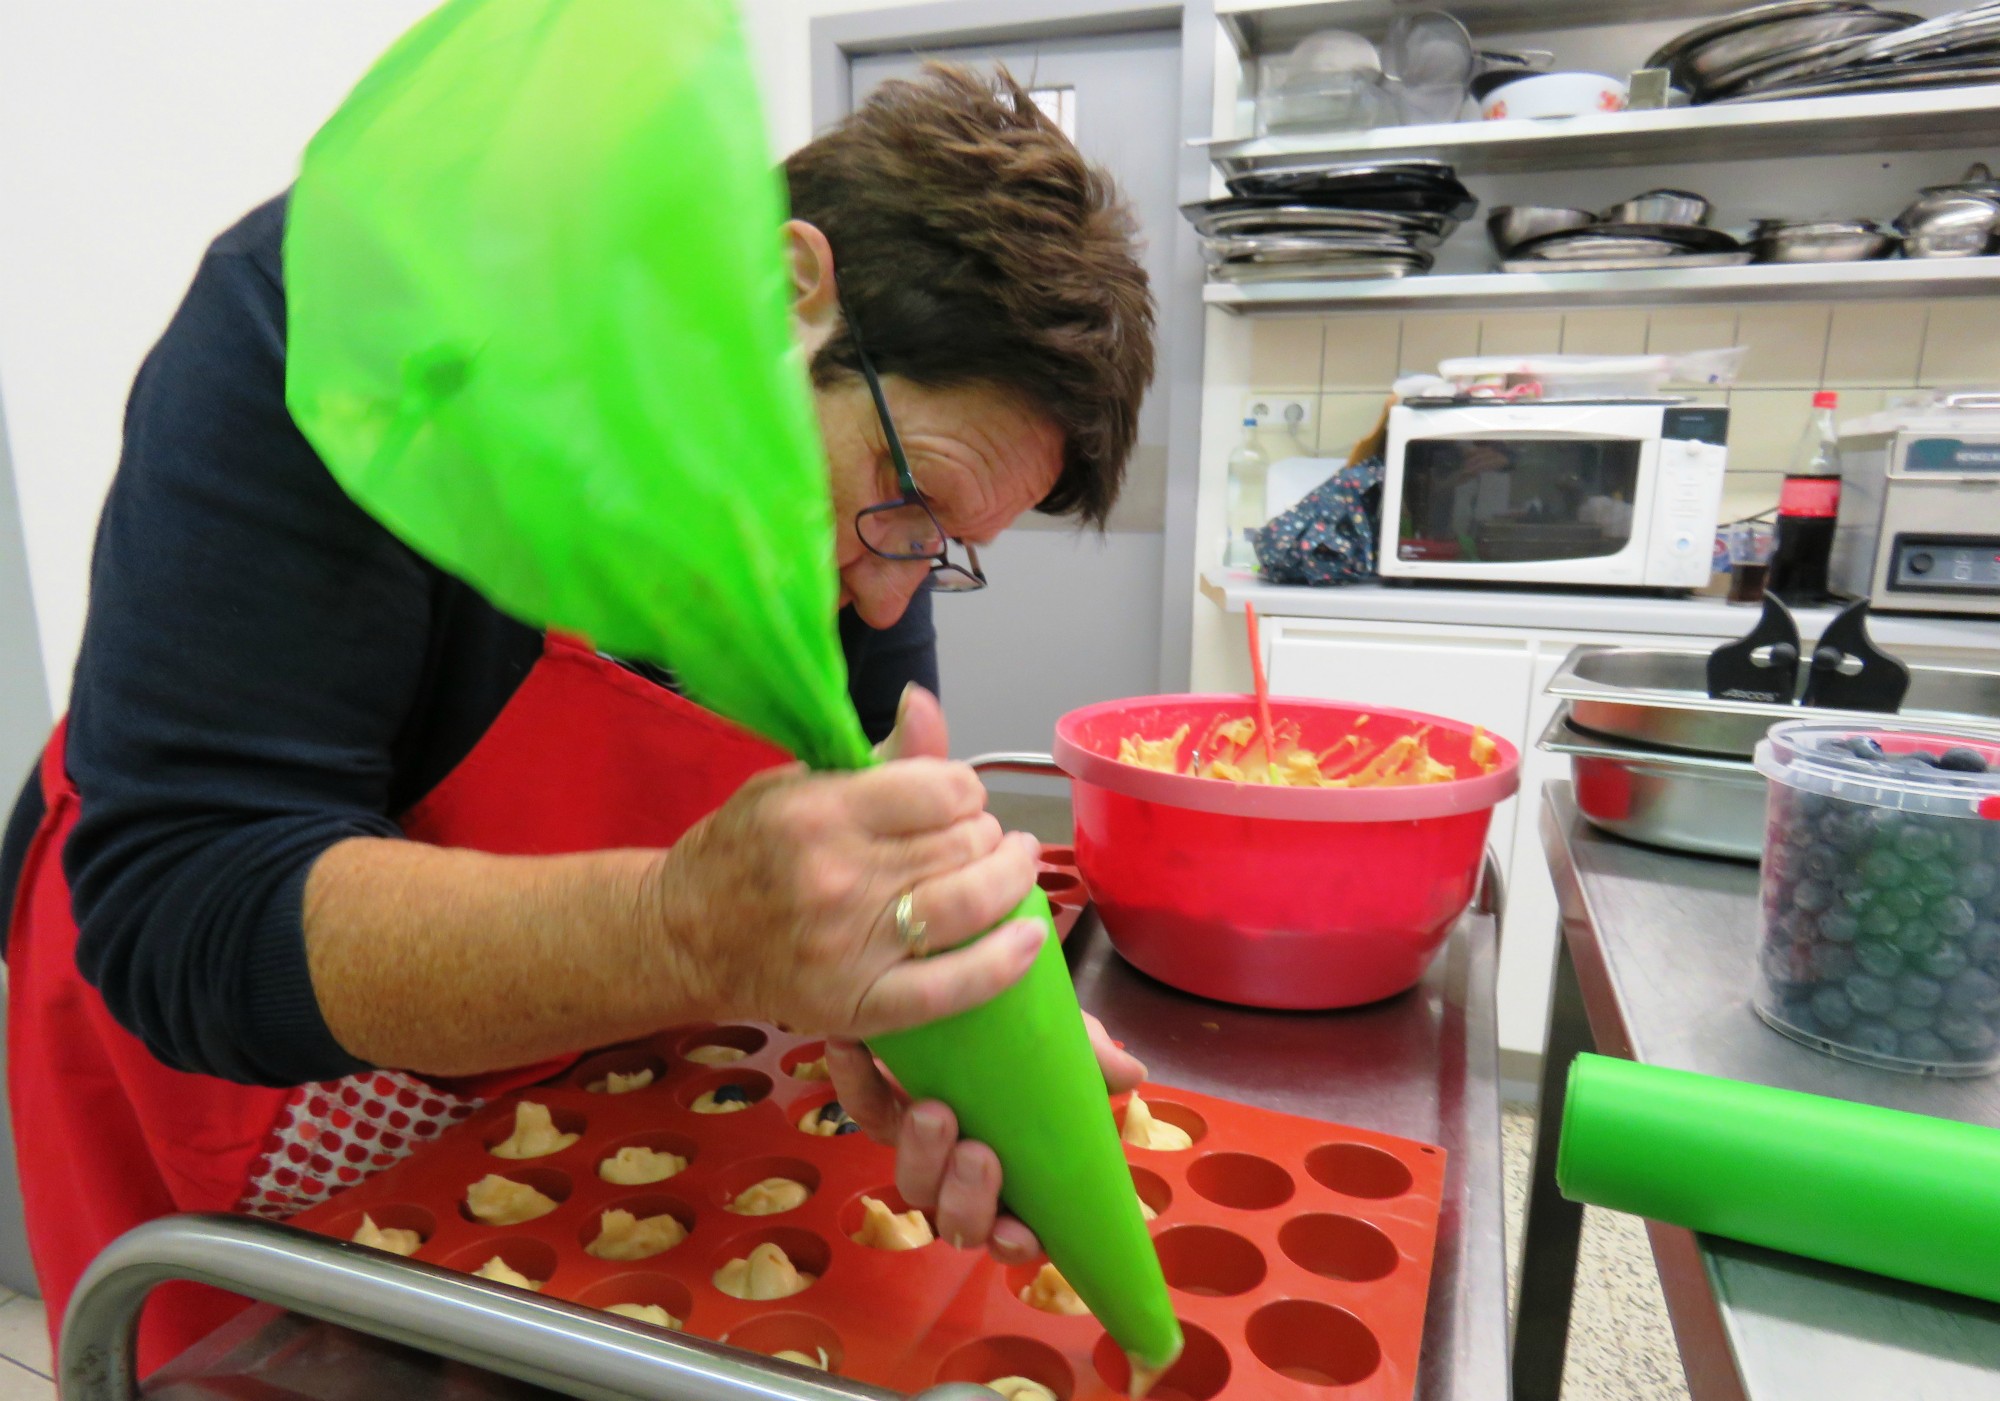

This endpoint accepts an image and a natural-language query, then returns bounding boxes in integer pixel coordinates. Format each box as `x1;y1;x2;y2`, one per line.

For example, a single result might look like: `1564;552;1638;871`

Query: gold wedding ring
894;889;928;955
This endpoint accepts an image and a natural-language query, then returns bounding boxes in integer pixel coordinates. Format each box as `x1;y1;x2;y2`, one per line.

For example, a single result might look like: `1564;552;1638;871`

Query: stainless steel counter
1516;782;2000;1401
110;905;1510;1401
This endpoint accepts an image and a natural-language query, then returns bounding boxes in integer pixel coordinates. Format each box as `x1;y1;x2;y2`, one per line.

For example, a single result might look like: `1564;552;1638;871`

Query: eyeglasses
848;328;987;594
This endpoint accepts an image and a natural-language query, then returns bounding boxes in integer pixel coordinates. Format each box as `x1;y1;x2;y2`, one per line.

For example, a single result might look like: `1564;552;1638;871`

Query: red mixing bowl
1052;694;1519;1010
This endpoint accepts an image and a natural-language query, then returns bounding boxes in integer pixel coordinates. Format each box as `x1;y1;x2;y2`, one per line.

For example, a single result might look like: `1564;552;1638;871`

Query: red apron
7;633;789;1374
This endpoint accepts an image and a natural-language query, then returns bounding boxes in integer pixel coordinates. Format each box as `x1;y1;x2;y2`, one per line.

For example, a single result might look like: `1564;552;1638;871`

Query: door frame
810;0;1217;693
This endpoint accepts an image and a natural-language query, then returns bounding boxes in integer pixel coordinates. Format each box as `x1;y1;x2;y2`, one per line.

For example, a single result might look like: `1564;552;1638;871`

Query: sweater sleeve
841;585;940;745
63;203;430;1087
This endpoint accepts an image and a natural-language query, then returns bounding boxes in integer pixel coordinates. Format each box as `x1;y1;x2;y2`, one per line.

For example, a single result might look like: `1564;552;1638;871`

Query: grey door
848;30;1182;777
0;384;51;1295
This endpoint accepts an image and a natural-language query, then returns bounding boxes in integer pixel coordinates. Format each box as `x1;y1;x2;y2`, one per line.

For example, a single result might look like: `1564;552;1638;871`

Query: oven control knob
1909;551;1935;576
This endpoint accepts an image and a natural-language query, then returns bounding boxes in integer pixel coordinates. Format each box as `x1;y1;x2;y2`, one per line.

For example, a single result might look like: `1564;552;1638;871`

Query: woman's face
815;373;1064;630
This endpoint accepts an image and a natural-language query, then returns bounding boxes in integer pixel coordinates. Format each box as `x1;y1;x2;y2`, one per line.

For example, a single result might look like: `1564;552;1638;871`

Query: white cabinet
1260;613;1735;1063
1268;624;1534;871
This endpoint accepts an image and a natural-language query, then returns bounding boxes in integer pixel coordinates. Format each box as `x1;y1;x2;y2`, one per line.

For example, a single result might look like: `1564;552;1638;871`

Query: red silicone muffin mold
292;1022;1445;1400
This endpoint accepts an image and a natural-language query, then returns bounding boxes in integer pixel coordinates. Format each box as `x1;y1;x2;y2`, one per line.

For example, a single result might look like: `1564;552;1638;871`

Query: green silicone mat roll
1559;1054;2000;1303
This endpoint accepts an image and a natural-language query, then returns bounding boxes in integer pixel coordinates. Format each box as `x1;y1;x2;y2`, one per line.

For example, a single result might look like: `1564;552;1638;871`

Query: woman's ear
783;219;840;328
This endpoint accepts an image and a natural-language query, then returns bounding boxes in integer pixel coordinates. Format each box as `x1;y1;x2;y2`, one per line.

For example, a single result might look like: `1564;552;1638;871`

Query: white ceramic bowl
1480;72;1626;121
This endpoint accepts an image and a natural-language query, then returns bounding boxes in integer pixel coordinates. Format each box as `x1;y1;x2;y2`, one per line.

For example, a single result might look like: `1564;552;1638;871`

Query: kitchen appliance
1049;694;1518;1010
1832;396;2000;615
1380;399;1730;588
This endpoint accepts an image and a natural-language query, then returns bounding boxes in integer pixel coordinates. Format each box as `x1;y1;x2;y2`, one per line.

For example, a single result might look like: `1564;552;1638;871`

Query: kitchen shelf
1205;83;2000;176
1204;256;2000;313
1216;0;1753;57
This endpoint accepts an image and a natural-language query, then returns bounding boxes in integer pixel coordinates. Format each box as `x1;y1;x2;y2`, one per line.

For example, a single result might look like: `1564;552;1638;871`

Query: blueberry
1855;940;1905;977
1888;1004;1938;1032
1846;735;1886;759
1860;903;1904;940
1914;862;1960;900
1897;974;1945;1010
1863;849;1910;887
1946;968;2000;1014
1801;845;1842;883
1957;864;1998;902
1847;1019;1902;1058
817;1100;848;1124
1897;824;1946;863
1949;824;1989;865
1885;886;1928;921
1903;749;1942;769
1792;879;1835;914
1820;910;1861;944
1901;1030;1952;1063
1937;1014;1999;1055
1920;942;1971;979
1967;923;2000;971
1810;985;1857;1030
1809;943;1857;983
1934;895;1980;938
1762;945;1813;992
1939;747;1990;773
1895;917;1944;956
1843;973;1897;1016
710;1084;749;1105
1869;808;1910;841
833;1121;861;1135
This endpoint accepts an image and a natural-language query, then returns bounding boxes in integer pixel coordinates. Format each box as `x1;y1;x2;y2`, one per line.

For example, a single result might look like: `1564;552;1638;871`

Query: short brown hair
785;65;1154;528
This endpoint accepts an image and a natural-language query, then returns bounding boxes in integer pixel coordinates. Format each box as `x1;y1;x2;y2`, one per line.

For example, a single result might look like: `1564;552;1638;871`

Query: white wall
745;0;974;154
0;1;436;711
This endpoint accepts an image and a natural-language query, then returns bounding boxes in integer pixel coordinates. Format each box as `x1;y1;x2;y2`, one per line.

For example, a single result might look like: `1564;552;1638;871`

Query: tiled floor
0;1291;49;1401
1503;1104;1693;1401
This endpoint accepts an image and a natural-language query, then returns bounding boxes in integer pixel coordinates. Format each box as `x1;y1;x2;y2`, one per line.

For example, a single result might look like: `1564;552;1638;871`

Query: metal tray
1499;251;1753;273
1538;709;1767;861
1545;645;2000;757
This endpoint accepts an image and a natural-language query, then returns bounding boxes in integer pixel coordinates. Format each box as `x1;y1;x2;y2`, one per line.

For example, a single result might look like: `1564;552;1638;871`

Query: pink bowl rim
1053;693;1520;823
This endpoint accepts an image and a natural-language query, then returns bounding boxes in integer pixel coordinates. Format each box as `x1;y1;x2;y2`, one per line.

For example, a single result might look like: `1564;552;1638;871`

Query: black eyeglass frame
847;328;987;594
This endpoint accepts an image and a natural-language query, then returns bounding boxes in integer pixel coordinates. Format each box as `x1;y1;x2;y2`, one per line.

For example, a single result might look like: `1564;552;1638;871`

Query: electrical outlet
1243;395;1314;436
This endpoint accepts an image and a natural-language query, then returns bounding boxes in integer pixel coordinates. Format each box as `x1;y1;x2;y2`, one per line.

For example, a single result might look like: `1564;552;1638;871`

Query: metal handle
965;751;1063;778
61;1213;987;1401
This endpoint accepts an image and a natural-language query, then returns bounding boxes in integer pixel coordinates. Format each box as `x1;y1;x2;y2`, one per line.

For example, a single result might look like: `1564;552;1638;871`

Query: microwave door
1389;431;1653;583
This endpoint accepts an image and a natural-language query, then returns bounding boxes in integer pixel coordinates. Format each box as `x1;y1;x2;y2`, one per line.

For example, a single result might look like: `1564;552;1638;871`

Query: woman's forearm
302;836;713;1077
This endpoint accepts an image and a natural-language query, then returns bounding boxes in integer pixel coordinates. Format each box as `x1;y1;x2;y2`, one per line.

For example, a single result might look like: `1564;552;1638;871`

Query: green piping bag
282;0;1179;1379
1560;1053;2000;1304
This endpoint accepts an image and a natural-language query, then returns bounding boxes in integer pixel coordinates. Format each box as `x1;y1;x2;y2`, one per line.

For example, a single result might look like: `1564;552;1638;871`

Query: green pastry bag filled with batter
1560;1053;2000;1302
282;0;1179;1378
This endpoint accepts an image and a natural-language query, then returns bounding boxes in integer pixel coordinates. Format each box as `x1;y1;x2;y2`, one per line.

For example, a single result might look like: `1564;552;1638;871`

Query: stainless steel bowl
1599;188;1711;226
1752;219;1896;263
1485;204;1595;255
1539;710;1767;861
1545;645;2000;757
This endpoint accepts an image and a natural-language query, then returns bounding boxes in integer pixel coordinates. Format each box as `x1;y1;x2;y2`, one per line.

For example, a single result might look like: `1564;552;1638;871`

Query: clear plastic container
1753;719;2000;1077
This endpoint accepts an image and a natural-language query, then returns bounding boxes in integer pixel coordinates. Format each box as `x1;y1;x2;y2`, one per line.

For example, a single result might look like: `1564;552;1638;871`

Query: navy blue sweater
1;196;936;1088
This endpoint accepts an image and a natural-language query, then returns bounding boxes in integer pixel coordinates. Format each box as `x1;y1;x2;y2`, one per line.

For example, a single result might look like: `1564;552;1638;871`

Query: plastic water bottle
1224;417;1268;569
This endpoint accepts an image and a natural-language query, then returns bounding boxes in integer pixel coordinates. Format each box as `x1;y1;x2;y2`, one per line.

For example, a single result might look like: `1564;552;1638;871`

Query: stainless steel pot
1538;709;1767;861
1598;189;1711;227
1751;219;1895;262
1545;645;2000;757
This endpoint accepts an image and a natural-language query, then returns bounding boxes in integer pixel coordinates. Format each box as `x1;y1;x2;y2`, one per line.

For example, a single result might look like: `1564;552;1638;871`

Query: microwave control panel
1646;408;1731;586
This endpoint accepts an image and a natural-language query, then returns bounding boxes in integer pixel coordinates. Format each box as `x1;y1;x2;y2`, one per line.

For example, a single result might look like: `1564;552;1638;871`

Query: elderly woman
0;66;1153;1368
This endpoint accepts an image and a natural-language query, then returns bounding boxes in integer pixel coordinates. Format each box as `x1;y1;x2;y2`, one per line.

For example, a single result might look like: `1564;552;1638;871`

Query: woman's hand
826;1016;1147;1259
646;688;1043;1039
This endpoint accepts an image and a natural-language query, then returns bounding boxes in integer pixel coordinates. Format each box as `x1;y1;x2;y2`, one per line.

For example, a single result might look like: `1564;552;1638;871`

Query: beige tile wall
1247;298;2000;515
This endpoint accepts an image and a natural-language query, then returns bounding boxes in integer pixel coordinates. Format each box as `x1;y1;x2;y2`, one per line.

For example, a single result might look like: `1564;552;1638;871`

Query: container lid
1754;719;2000;820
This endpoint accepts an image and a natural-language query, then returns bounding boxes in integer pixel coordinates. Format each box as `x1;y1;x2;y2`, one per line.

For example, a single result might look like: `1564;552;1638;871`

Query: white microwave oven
1379;400;1730;589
